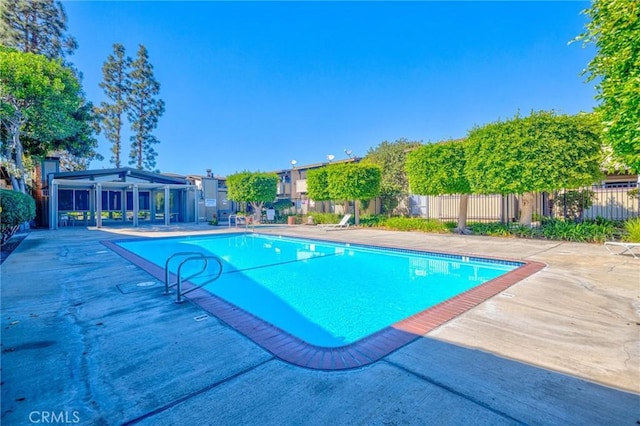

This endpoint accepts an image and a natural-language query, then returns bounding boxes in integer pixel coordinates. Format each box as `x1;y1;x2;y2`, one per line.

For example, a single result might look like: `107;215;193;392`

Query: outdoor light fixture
327;154;335;163
344;149;353;158
290;159;297;168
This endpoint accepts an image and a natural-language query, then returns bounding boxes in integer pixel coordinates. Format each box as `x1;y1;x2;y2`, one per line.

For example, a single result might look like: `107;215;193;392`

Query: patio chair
604;241;640;259
318;214;352;230
266;209;275;223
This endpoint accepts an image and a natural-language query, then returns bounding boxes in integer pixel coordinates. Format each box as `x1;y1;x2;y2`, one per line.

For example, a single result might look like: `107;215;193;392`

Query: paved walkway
1;225;638;425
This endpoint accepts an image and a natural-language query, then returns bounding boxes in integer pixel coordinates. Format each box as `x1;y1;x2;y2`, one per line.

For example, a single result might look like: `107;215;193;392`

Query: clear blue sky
63;1;597;177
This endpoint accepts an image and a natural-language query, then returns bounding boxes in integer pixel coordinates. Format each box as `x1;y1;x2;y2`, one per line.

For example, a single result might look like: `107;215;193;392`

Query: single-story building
44;163;200;229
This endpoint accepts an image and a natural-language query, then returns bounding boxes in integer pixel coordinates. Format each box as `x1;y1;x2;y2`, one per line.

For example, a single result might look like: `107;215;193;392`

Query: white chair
318;214;352;230
266;209;275;223
604;241;640;259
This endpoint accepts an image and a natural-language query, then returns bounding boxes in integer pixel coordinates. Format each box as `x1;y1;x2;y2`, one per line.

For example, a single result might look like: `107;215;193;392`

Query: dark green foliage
406;139;471;231
267;198;293;213
0;0;77;60
227;171;278;219
576;0;640;172
357;214;385;228
379;217;451;233
307;212;345;225
0;188;35;244
127;45;164;170
307;162;381;226
540;219;616;243
0;0;99;173
406;140;470;195
308;163;381;202
0;49;96;192
363;138;421;215
468;222;513;237
469;218;619;243
465;111;603;195
325;163;382;201
624;218;640;242
306;168;331;201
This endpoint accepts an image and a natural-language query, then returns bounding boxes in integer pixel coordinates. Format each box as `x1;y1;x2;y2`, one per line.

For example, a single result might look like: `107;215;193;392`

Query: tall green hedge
1;189;36;244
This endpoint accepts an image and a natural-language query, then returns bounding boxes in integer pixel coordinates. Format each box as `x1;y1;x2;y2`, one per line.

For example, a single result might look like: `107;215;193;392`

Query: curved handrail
164;252;207;294
228;214;254;231
175;255;224;303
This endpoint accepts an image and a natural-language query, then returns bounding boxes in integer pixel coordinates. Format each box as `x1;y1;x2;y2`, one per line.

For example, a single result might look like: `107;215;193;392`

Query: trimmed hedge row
358;214;635;244
1;188;36;245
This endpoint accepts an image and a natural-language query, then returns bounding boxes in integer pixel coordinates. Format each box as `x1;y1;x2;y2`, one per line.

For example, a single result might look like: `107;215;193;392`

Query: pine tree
0;0;77;60
98;43;131;168
127;45;164;170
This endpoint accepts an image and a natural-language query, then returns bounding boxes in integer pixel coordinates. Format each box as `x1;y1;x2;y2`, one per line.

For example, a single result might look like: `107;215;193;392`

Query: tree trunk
10;175;20;192
519;192;535;226
250;201;264;223
456;193;469;233
354;199;360;226
11;124;27;193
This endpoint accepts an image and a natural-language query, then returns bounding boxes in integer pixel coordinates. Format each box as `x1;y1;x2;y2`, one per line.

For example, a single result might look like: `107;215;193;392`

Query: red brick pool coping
103;238;546;371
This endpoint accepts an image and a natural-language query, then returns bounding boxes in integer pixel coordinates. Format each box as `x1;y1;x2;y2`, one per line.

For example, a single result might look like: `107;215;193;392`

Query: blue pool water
116;233;519;347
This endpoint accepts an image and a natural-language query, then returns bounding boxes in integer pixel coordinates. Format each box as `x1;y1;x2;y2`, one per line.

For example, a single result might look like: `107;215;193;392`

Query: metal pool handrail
228;214;255;232
164;252;208;294
174;255;224;303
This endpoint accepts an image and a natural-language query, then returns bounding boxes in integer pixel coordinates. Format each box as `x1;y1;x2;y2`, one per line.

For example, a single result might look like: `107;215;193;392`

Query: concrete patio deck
1;224;638;425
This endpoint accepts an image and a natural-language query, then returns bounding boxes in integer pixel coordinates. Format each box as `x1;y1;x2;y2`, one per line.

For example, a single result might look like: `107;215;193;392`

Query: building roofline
50;167;189;185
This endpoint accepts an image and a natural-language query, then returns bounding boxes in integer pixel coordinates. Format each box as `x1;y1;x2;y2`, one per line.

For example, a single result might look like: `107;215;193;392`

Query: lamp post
344;149;353;159
290;160;297;214
327;154;334;163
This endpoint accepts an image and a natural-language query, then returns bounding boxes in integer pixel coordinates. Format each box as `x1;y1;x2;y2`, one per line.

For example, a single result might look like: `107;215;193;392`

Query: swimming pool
105;233;544;369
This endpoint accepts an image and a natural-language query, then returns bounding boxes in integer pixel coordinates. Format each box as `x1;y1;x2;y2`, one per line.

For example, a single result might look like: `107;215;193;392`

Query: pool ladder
228;214;255;232
164;252;223;303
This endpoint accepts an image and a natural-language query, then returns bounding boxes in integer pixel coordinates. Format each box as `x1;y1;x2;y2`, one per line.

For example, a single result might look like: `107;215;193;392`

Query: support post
96;183;103;228
164;186;170;226
133;185;139;227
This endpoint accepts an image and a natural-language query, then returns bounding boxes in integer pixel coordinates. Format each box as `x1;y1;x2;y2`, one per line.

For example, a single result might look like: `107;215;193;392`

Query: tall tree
464;111;603;226
0;48;87;192
575;0;640;172
406;140;472;232
0;0;77;60
226;171;279;221
307;163;381;225
98;43;131;168
128;44;164;170
1;0;99;172
363;138;421;216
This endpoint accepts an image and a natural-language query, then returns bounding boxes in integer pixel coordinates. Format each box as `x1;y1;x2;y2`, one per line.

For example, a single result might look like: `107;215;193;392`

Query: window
74;190;89;210
139;192;150;210
101;190;122;210
59;190;73;210
59;189;90;211
125;191;151;210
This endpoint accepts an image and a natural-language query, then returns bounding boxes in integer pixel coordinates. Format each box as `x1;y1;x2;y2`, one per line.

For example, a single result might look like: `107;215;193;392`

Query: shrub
358;214;385;227
380;217;450;233
540;219;616;243
624;218;640;243
1;189;36;244
469;222;512;237
308;212;344;225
